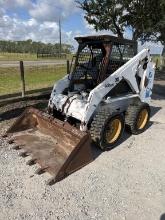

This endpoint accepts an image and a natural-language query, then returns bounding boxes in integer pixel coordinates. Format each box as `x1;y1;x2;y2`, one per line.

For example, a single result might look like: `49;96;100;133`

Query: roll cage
69;35;137;91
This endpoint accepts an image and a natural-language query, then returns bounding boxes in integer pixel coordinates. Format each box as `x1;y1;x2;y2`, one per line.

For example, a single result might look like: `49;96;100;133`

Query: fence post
20;60;25;97
67;60;70;74
155;58;159;70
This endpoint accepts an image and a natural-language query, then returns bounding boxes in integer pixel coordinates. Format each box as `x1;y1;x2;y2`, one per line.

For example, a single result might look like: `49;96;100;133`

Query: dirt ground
0;72;165;220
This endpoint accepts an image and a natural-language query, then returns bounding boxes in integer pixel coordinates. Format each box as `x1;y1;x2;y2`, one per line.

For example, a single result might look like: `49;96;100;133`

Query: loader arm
81;49;155;130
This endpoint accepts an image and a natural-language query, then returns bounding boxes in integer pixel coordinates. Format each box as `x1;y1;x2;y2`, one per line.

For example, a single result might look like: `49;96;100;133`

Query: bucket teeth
19;152;29;158
2;134;8;138
26;159;37;166
8;139;15;144
12;145;21;150
46;177;56;186
35;167;48;175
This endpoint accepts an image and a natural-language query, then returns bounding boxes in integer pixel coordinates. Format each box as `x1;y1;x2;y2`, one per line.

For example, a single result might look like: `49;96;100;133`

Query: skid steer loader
3;35;155;185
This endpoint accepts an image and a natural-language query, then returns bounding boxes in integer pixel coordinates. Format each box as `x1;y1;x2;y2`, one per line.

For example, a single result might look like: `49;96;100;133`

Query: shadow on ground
160;213;165;220
153;70;165;99
155;70;165;81
150;105;162;117
153;84;165;99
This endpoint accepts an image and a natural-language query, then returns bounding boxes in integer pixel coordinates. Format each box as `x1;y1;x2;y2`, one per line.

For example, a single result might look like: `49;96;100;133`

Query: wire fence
0;61;68;98
0;52;71;61
37;53;67;59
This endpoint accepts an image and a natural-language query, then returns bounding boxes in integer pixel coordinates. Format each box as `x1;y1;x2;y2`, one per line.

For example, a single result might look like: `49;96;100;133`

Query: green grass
0;65;66;95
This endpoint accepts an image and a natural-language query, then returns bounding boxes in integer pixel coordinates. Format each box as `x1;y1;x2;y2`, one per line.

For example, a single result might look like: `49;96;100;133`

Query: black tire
90;108;125;150
125;102;151;135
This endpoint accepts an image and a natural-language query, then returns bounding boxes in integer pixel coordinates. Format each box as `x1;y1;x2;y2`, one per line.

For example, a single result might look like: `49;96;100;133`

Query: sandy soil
0;78;165;220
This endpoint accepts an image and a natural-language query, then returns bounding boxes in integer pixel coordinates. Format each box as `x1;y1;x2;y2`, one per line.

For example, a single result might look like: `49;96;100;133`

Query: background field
0;52;38;61
0;52;73;61
0;65;66;95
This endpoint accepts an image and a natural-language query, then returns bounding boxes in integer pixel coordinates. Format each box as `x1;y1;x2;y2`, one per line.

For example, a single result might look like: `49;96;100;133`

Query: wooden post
59;18;62;56
67;60;70;74
20;60;25;97
155;58;159;70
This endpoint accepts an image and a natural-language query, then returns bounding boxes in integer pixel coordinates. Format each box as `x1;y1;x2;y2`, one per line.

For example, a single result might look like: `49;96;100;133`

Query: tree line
0;39;74;54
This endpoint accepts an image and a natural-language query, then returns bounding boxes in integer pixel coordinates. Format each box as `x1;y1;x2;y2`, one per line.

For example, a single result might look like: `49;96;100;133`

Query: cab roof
75;35;136;45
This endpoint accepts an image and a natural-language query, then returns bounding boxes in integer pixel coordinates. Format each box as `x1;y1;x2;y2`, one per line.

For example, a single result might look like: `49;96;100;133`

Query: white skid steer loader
3;35;155;185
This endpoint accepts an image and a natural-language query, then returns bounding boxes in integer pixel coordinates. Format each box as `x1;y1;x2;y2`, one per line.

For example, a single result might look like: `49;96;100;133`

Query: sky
0;0;163;54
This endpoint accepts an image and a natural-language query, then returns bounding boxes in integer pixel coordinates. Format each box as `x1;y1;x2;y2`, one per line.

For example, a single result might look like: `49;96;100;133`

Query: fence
0;60;70;98
37;53;67;59
0;52;70;61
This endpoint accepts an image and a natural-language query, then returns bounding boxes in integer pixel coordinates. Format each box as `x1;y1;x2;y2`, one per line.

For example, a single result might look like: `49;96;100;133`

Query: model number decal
105;83;114;88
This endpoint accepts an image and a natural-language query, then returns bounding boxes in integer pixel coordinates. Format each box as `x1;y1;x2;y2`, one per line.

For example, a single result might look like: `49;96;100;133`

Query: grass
0;65;66;95
0;52;73;61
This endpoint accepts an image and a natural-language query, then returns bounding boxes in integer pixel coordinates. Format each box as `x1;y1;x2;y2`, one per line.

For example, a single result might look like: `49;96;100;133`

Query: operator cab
68;35;137;93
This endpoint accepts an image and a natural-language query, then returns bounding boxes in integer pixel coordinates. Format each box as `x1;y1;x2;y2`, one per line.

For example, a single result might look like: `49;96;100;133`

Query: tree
76;0;125;38
0;40;73;54
157;7;165;45
122;0;165;42
76;0;165;42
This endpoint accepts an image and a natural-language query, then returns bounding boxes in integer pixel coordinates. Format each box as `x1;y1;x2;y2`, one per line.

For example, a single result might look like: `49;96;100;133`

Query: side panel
50;75;69;97
49;75;70;108
103;94;140;114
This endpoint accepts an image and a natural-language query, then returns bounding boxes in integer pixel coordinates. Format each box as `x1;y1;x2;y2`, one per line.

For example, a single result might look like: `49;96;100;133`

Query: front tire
90;108;125;150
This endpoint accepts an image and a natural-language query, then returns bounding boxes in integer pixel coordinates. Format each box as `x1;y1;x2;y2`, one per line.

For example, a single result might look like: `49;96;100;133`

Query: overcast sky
0;0;163;54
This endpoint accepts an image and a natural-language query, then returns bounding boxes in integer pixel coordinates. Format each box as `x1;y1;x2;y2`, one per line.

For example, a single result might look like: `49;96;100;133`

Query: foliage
76;0;165;42
156;0;165;45
122;0;165;43
0;39;74;54
76;0;125;38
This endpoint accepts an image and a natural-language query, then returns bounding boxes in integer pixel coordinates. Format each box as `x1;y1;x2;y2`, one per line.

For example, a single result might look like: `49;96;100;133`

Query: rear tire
125;102;150;135
90;108;125;150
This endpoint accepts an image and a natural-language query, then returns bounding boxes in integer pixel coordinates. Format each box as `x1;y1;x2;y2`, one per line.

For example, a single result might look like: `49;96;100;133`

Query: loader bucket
5;108;93;185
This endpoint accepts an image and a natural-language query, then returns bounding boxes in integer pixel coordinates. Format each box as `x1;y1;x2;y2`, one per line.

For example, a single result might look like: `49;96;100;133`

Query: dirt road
0;82;165;220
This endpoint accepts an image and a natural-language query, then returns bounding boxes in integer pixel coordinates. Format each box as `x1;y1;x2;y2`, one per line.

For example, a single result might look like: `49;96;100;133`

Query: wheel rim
137;109;148;130
105;119;122;144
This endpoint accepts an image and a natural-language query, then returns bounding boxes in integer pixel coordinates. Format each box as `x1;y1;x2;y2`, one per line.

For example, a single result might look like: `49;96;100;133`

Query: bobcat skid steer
3;35;155;185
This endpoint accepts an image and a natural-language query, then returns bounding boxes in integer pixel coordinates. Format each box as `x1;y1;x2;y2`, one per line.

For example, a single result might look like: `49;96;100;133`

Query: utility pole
59;18;62;56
